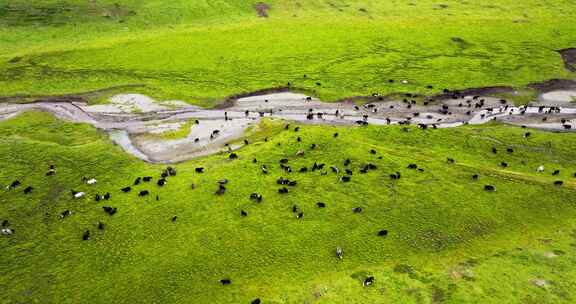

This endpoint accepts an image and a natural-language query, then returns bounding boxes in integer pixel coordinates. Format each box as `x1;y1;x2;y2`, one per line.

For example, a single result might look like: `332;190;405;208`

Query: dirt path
1;92;575;163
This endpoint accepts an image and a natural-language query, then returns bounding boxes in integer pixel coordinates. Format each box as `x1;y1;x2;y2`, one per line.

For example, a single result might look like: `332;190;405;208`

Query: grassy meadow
0;0;575;105
2;1;576;303
1;111;576;303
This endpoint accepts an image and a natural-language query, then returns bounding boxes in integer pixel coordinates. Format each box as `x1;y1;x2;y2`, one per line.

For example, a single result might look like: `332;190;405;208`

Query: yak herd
1;103;575;297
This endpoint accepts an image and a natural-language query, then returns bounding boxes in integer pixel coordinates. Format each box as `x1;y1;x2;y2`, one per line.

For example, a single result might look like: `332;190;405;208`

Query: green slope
0;0;575;105
1;111;576;303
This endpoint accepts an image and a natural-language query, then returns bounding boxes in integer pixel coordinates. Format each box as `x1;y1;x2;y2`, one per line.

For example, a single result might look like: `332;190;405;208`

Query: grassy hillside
2;111;576;303
0;0;575;105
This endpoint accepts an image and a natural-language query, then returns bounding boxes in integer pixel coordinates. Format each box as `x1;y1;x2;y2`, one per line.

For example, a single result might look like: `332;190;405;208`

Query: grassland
0;0;575;106
138;121;194;140
1;111;576;303
2;1;576;303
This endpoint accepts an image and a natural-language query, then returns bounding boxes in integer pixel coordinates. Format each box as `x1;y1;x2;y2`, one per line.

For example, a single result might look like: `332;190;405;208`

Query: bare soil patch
528;79;576;93
558;48;576;72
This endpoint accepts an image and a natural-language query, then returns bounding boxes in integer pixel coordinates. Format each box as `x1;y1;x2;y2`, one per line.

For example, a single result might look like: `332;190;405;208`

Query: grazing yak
82;230;90;241
46;165;56;176
60;210;72;219
1;227;14;235
165;167;177;176
280;164;292;173
364;163;377;170
363;276;375;287
250;193;263;203
71;191;85;199
215;184;226;195
8;180;21;189
336;247;343;259
311;162;326;171
103;206;117;216
484;185;496;192
277;177;297;186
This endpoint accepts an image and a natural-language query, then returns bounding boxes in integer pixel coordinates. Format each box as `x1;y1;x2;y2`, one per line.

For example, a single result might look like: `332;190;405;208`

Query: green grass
139;121;194;140
2;111;576;303
0;0;575;105
493;89;539;106
2;1;576;302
